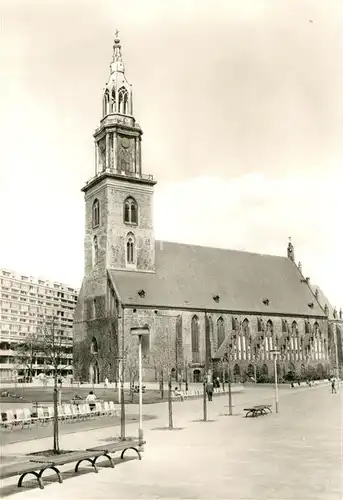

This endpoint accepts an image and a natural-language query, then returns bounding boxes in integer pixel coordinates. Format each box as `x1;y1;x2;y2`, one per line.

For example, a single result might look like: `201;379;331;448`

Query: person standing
206;381;214;402
331;378;337;394
104;377;109;388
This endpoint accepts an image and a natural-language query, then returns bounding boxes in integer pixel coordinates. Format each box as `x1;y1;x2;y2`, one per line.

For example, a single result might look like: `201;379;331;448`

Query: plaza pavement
0;382;341;500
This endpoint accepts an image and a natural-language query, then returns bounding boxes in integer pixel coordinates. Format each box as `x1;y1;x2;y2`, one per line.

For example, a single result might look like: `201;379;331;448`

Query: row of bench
0;438;144;490
0;401;118;429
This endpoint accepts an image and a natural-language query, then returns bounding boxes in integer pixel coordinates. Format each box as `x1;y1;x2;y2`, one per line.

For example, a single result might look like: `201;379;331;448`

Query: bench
84;439;145;469
243;404;272;418
0;460;58;490
0;439;145;490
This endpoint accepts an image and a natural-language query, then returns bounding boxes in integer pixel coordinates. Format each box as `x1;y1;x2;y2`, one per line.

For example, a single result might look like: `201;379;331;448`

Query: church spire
111;30;125;73
102;30;133;118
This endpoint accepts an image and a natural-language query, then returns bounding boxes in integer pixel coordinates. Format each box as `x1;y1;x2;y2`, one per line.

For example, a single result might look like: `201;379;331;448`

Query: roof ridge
155;239;288;260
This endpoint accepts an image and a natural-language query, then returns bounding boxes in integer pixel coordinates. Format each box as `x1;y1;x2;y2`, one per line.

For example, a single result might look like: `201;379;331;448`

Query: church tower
82;31;156;280
73;33;156;383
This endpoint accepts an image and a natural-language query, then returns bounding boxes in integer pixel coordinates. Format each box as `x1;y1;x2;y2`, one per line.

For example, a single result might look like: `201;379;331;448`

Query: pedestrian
86;390;97;411
331;378;337;394
104;377;109;388
174;387;184;401
206;381;214;402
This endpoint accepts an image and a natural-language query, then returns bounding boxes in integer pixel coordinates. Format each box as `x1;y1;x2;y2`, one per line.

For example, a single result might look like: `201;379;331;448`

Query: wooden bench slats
0;461;48;480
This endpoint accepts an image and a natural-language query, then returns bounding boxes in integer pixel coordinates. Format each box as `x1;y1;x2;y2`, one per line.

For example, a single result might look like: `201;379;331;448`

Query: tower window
124;197;138;225
92;199;100;228
126;232;135;264
118;87;129;114
103;90;109;117
93;236;99;266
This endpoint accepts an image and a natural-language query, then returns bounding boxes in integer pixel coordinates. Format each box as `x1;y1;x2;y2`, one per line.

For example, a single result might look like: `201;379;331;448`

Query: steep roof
310;284;337;320
109;241;326;317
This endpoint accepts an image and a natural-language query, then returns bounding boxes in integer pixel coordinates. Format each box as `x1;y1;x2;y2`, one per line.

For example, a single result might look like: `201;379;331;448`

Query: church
73;34;334;385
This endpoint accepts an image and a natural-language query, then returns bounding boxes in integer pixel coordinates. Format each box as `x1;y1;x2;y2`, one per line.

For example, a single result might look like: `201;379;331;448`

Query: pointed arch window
305;320;310;334
217;317;225;348
111;88;116;113
92;199;100;228
191;315;200;362
124;197;138;225
313;322;320;337
103;90;109;117
90;337;98;355
126;232;135;264
282;319;288;333
118;87;129;114
266;320;273;334
291;321;298;336
242;319;250;334
93;236;99;266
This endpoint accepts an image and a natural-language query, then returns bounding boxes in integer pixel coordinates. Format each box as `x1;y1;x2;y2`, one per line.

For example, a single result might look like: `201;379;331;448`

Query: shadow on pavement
151;427;184;431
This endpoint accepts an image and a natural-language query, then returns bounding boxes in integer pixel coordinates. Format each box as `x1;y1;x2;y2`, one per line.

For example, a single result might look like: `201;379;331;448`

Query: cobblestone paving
1;383;341;500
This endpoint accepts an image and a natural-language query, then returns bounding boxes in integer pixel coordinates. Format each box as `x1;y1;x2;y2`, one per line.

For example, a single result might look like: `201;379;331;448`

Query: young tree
124;343;139;402
39;316;68;453
15;332;42;382
151;317;176;429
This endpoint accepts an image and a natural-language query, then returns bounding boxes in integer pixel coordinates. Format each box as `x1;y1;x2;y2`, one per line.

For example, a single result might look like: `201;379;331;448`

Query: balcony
84;169;155;189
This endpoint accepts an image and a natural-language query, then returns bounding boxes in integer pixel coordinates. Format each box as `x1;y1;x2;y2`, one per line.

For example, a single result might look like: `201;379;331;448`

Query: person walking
104;377;109;388
331;378;337;394
206;381;214;402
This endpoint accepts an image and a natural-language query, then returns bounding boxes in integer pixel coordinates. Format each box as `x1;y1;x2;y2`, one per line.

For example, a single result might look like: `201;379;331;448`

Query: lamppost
270;349;280;413
250;336;262;383
224;333;237;416
130;325;150;448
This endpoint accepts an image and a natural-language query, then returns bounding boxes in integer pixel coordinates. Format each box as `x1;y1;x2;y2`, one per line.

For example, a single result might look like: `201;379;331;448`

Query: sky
0;0;342;309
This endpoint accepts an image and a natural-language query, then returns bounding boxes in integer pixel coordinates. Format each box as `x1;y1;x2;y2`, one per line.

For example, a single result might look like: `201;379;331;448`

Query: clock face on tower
120;136;130;149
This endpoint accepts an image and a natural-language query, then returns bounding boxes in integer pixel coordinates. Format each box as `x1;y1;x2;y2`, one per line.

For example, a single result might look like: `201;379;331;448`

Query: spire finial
287;236;295;262
111;29;124;73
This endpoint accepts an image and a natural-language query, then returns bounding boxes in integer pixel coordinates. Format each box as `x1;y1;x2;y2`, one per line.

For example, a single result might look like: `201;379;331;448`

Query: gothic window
103;90;109;116
92;199;100;228
242;319;250;334
266;320;273;334
313;322;319;337
90;337;98;355
118;87;129;114
292;321;298;335
217;317;225;348
124;197;138;225
282;319;288;333
93;236;99;266
111;88;116;112
126;232;135;264
191;315;200;362
305;320;310;334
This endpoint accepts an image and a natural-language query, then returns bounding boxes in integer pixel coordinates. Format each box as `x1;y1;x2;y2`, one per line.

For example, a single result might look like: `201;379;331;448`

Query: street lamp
130;325;150;448
224;334;237;416
270;349;280;413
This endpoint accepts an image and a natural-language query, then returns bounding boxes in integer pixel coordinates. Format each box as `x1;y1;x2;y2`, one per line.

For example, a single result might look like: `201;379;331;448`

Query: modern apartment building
0;268;78;382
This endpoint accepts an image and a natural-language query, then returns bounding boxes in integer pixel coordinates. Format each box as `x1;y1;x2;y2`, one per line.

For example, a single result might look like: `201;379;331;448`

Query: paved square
1;384;341;499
